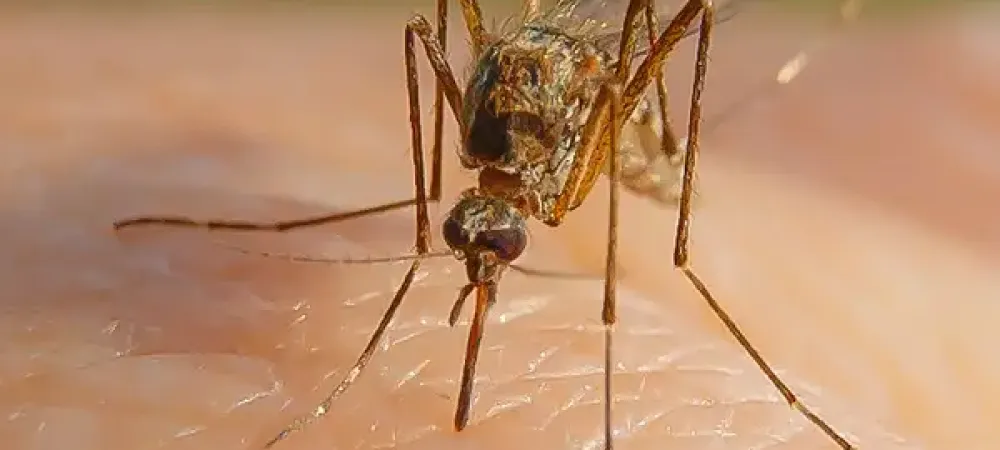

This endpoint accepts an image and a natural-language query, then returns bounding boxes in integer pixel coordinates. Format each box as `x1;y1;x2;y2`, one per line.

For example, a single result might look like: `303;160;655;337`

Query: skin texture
1;5;998;450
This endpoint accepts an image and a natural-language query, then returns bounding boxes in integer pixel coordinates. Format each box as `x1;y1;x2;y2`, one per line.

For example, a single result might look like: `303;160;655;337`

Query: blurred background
1;1;998;450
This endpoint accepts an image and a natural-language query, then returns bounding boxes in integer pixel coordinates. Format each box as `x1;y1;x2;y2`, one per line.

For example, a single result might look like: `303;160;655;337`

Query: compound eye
442;217;470;250
474;227;527;261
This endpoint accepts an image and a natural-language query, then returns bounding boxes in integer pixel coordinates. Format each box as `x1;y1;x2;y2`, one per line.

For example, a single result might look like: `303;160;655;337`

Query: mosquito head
442;192;528;284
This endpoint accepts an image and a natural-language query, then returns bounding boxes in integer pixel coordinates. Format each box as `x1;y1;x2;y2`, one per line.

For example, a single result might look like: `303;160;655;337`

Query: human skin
0;5;998;450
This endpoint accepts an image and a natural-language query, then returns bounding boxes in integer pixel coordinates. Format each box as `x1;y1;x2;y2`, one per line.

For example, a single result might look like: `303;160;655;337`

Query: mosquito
113;0;862;448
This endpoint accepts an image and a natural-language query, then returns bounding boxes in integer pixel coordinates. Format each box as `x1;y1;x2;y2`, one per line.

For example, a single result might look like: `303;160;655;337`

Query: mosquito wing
549;0;854;207
552;0;854;132
555;0;750;56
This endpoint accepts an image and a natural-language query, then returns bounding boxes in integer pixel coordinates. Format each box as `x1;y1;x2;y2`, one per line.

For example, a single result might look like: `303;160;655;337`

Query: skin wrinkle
423;284;825;447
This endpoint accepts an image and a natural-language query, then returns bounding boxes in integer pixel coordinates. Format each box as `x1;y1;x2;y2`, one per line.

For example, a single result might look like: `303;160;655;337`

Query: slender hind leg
611;0;688;206
644;0;683;165
668;2;857;448
596;80;626;450
544;77;627;450
429;0;448;201
537;2;649;447
562;0;705;214
261;11;464;449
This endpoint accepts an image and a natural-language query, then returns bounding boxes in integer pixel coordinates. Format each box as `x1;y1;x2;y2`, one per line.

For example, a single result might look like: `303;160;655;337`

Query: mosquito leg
613;0;647;80
508;263;602;280
544;1;648;224
541;77;628;448
536;71;624;446
453;282;497;431
113;199;424;232
114;16;463;239
551;0;705;215
522;0;540;21
643;1;683;162
457;0;489;55
263;260;421;448
403;15;444;255
604;0;690;207
430;0;447;201
621;0;703;121
598;79;625;450
261;14;458;448
671;3;855;448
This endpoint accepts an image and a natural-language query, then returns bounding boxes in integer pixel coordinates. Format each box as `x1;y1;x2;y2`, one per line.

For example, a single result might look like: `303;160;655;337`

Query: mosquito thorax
441;190;528;271
460;23;611;176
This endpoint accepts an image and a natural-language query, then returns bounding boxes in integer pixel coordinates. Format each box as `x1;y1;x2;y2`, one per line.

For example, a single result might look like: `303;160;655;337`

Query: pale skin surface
1;6;998;450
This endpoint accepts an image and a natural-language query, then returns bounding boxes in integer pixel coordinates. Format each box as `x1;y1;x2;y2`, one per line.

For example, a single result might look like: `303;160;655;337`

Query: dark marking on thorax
460;23;614;220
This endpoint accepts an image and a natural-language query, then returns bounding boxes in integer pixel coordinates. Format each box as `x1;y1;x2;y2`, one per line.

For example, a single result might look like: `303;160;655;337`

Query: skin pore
1;5;998;449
